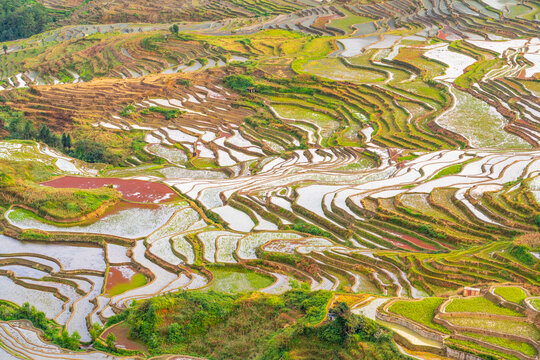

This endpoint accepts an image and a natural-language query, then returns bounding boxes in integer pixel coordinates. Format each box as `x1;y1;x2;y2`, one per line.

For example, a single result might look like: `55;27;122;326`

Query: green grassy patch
203;266;273;293
0;159;120;220
494;286;528;305
144;106;185;120
388;297;450;333
191;157;219;169
329;8;373;33
455;58;505;88
446;338;522;360
430;163;463;180
398;153;420;162
445;296;523;317
107;273;147;297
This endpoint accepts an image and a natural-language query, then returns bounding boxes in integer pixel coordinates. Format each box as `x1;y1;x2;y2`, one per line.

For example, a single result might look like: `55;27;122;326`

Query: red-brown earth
42;176;178;203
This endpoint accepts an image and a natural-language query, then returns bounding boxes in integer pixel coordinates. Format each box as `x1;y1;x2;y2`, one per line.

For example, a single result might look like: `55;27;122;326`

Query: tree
59;329;80;350
38;124;50;142
170;24;179;35
72;139;108;163
61;133;72;149
167;322;185;343
105;333;116;349
89;323;101;341
22;120;35;139
2;44;6;55
66;133;72;149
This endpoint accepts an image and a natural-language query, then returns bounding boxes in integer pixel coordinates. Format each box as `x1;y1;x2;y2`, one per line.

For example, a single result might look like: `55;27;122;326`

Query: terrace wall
451;334;538;360
446;347;489;360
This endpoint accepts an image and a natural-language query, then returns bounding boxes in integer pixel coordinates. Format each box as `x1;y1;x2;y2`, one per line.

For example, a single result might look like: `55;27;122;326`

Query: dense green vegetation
121;289;406;359
0;301;81;350
0;105;155;166
290;220;334;239
1;106;63;148
144;106;185;120
0;0;52;41
509;245;536;266
223;74;255;92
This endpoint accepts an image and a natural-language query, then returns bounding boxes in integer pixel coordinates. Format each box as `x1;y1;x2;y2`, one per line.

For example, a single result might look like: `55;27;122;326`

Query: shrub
509;245;535;266
291;221;333;238
120;104;136;117
223;75;255;92
167;323;185;342
147;106;185;120
176;78;191;87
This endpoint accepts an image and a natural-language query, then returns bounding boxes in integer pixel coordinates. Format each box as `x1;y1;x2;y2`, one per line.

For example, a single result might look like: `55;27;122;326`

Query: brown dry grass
514;232;540;248
3;69;251;132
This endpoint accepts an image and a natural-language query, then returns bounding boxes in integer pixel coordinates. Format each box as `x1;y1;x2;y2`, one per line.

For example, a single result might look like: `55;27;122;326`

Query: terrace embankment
378;289;540;360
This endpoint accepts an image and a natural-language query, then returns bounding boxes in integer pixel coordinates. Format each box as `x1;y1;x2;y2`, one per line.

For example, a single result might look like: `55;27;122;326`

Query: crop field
0;0;538;358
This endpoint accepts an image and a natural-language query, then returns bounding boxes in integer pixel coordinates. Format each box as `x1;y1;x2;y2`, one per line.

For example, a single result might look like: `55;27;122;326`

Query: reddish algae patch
105;265;137;293
384;238;415;251
42;176;178;203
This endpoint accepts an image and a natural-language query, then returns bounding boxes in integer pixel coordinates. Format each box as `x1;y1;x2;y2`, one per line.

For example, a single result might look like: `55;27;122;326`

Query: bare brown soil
101;322;148;352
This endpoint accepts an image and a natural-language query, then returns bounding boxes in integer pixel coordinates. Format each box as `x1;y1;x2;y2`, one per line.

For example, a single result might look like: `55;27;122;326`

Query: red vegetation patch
387;231;439;251
105;265;137;292
438;29;448;40
42;176;178;203
384;238;415;251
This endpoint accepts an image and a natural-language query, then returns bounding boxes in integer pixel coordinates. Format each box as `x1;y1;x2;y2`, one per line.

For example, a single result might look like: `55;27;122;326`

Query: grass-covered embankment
0;159;120;220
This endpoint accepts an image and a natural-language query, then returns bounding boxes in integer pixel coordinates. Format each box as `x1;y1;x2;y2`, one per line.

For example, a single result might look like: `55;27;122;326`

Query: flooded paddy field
0;0;539;357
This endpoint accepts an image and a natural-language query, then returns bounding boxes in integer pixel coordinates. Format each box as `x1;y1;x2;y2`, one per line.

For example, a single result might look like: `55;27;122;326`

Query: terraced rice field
0;0;539;358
